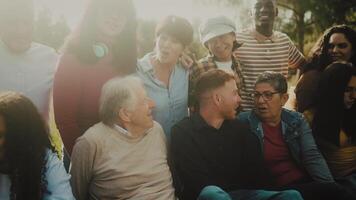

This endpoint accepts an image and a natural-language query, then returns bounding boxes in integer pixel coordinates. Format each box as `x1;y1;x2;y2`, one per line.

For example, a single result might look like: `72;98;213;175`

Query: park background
29;0;356;154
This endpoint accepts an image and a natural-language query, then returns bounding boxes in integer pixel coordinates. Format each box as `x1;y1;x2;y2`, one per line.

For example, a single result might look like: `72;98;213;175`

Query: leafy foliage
33;8;70;51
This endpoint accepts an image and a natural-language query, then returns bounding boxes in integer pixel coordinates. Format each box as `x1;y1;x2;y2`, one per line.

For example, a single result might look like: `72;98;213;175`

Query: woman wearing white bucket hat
189;15;244;111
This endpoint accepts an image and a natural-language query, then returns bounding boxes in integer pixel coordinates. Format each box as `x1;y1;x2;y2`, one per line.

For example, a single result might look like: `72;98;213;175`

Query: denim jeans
198;185;302;200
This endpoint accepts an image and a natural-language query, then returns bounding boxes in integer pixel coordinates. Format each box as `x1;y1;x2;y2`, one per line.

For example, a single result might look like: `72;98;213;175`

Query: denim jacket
238;108;334;183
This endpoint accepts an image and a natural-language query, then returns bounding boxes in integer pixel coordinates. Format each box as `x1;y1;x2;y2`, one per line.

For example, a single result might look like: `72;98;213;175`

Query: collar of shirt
139;52;181;75
139;52;155;73
192;113;229;132
0;39;31;58
250;29;278;43
113;124;132;137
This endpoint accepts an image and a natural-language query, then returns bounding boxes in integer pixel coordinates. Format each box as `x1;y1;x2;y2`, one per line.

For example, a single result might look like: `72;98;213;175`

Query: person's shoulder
44;148;65;173
274;31;298;46
281;109;305;124
273;31;289;39
45;148;59;163
174;116;193;129
237;111;252;122
30;42;58;57
136;52;154;73
230;117;251;131
79;122;108;142
171;116;194;137
56;51;86;72
236;28;252;36
150;121;166;137
73;123;110;154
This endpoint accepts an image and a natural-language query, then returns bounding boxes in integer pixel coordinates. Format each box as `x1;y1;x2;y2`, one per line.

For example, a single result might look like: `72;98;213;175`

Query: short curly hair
255;71;288;94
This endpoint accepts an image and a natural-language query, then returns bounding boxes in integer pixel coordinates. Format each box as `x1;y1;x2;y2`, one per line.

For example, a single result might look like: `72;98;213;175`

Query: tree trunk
296;11;305;54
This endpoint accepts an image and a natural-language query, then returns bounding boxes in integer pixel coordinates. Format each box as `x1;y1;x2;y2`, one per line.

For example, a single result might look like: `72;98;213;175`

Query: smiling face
344;76;356;109
328;33;353;62
254;82;288;124
253;0;277;31
206;32;235;62
128;85;156;131
96;2;127;41
155;32;185;65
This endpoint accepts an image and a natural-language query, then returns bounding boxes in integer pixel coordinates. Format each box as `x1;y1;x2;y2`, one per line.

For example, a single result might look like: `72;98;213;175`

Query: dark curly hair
0;92;54;200
63;0;137;74
303;25;356;73
312;62;356;146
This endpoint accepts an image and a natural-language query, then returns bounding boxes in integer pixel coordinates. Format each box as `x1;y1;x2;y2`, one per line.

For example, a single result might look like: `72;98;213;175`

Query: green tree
33;8;70;51
194;0;356;54
137;19;156;58
50;16;70;50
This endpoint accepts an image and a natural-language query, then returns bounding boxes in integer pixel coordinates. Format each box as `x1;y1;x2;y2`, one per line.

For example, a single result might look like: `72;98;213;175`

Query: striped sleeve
288;39;306;69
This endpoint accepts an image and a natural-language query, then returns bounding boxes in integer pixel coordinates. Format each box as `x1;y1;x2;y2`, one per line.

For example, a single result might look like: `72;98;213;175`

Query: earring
93;42;109;58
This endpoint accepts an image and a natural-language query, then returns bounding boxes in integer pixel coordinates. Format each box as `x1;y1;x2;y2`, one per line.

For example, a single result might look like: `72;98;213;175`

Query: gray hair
255;71;288;93
99;75;143;126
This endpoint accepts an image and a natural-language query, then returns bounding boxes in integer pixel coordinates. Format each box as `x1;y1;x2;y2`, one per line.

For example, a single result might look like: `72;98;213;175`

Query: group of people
0;0;355;199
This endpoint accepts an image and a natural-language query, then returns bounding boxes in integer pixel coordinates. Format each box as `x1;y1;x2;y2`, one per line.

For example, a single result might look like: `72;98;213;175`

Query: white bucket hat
199;16;236;46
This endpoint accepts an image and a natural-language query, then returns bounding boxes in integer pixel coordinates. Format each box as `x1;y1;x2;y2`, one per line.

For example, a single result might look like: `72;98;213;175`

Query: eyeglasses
345;87;356;93
250;91;280;101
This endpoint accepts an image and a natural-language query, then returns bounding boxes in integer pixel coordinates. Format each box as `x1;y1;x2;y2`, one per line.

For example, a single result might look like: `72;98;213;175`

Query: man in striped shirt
234;0;306;111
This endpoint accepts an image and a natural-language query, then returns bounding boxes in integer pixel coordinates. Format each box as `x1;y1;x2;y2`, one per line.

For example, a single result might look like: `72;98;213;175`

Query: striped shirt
234;29;305;111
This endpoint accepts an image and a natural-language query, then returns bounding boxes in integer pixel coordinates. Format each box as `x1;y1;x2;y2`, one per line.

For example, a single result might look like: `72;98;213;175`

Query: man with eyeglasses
238;71;355;200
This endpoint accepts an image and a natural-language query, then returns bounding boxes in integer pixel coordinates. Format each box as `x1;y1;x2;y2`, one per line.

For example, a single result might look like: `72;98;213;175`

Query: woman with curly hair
295;25;356;112
0;92;74;200
53;0;137;154
308;62;356;193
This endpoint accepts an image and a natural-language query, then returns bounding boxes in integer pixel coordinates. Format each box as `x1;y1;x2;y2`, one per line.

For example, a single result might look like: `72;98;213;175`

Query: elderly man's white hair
99;75;143;126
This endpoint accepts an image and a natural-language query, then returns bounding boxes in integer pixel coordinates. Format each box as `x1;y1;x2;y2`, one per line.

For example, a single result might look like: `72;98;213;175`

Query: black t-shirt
170;113;267;200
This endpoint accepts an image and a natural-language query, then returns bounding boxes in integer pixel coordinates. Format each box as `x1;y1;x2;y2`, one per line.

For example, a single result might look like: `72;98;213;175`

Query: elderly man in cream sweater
70;76;176;200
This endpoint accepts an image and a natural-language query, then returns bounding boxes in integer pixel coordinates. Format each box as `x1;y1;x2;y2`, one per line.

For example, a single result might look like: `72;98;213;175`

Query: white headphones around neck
92;42;109;58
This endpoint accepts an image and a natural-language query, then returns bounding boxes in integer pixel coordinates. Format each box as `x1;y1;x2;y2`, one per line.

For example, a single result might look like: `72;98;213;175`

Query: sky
34;0;254;28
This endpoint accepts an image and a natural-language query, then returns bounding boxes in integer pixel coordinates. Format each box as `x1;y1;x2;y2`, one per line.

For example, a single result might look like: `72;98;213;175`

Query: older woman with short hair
238;71;355;200
136;15;193;138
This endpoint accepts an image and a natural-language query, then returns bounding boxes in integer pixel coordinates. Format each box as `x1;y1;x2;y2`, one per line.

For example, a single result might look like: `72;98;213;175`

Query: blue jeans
198;186;302;200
